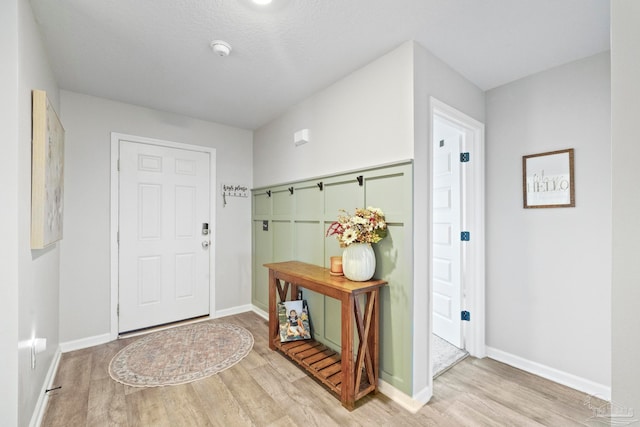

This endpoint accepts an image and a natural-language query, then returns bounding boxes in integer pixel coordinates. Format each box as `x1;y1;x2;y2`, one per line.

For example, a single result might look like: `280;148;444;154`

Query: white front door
118;140;211;333
432;116;463;348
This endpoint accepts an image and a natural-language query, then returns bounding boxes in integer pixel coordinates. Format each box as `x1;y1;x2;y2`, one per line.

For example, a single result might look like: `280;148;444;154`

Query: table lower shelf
273;338;375;403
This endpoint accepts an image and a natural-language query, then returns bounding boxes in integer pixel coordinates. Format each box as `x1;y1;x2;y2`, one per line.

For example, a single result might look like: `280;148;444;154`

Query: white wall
253;41;415;187
611;0;640;415
411;42;484;400
15;0;63;425
59;91;253;343
0;3;61;425
0;0;20;424
485;52;611;393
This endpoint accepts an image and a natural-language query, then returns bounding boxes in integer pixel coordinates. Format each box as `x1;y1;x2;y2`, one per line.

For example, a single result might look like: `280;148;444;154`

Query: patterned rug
109;322;254;387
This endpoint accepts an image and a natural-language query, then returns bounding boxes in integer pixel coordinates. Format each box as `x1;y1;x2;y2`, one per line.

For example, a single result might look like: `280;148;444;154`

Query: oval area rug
109;322;254;387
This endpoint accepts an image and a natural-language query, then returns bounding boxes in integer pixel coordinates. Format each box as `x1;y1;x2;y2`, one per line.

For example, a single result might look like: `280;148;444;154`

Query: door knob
202;241;210;248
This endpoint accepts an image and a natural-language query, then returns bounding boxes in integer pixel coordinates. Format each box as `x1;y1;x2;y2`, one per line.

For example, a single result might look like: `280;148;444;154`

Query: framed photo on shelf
523;148;575;209
278;300;311;342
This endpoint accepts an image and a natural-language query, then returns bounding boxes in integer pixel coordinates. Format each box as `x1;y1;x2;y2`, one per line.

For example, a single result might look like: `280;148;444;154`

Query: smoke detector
210;40;232;57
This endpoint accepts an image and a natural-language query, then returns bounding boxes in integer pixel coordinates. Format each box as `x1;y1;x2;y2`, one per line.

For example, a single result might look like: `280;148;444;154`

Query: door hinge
460;152;470;163
461;231;470;241
461;310;470;321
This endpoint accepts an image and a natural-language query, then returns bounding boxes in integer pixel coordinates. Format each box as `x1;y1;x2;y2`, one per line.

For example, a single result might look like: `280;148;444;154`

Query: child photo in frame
278;300;311;342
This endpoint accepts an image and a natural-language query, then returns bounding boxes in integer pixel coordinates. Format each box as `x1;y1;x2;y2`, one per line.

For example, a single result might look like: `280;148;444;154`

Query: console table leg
268;269;277;350
370;289;380;392
341;293;356;410
354;291;377;394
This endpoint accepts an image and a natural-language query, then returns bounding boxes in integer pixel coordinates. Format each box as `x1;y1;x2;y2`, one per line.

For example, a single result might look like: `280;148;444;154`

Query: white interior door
118;140;210;333
432;117;463;348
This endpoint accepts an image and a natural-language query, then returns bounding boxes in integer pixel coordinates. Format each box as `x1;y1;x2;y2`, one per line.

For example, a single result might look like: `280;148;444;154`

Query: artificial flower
326;206;387;248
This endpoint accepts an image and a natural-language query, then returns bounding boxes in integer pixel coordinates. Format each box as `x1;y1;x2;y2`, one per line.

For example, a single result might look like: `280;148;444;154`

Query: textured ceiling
29;0;610;130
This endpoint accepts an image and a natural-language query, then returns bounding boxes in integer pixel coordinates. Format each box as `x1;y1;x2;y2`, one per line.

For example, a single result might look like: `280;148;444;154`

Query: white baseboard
214;304;254;319
486;346;611;401
378;379;431;413
411;384;433;408
29;347;62;427
60;333;112;353
251;305;268;321
61;306;256;352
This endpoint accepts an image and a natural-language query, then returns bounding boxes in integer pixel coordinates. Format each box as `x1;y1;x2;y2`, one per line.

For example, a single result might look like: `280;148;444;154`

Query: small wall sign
221;183;249;198
523;148;575;208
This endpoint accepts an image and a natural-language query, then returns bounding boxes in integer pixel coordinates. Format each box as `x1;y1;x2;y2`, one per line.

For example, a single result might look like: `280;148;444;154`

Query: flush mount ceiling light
238;0;287;11
210;40;232;57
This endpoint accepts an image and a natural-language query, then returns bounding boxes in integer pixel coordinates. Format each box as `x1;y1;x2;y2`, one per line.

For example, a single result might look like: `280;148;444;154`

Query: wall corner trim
251;305;269;321
378;380;431;413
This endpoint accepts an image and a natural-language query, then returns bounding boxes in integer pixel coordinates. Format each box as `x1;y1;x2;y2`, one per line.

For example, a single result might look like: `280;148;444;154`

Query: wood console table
264;261;387;410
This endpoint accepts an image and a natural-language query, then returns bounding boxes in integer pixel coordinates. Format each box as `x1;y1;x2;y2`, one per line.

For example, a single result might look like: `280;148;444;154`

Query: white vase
342;243;376;281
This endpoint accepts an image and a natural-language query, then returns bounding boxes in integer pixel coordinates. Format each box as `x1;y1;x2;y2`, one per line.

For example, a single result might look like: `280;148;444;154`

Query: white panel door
119;140;210;333
432;117;463;348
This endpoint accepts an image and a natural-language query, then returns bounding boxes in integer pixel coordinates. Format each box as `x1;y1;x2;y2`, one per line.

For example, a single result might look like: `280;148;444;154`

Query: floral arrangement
326;206;387;248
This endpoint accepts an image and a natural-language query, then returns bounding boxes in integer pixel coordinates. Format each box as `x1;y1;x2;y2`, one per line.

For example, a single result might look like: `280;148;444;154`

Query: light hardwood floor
42;312;605;426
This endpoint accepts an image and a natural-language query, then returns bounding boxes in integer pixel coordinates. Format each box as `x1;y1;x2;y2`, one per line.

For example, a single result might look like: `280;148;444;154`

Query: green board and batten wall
252;161;414;394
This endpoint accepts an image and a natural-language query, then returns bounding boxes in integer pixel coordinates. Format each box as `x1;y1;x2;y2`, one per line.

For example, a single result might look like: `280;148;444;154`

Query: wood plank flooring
42;312;605;426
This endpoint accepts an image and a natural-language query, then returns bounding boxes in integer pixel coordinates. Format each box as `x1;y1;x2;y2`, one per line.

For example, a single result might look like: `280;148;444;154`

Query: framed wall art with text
523;148;575;209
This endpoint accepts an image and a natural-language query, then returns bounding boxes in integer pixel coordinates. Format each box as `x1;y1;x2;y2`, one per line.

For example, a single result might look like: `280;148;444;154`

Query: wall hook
356;175;364;186
288;187;294;195
266;190;271;197
317;182;323;191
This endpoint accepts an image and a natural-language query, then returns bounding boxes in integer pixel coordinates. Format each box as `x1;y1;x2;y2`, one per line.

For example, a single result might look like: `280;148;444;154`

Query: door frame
109;132;217;340
430;97;486;359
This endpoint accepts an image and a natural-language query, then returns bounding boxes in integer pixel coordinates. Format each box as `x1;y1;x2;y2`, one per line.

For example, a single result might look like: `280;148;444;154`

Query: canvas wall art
31;89;65;249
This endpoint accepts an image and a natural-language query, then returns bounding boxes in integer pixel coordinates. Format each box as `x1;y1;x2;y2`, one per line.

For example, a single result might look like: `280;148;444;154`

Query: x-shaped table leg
353;290;377;397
